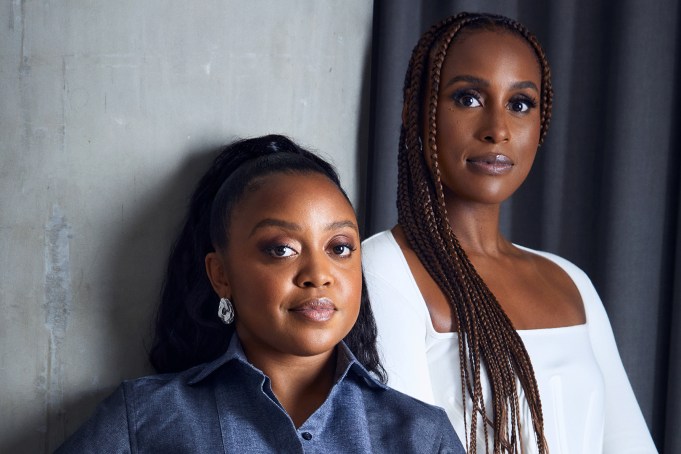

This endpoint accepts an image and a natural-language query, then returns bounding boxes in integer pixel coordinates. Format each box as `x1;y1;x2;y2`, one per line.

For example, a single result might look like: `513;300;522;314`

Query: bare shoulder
390;226;586;330
521;247;581;298
508;246;586;328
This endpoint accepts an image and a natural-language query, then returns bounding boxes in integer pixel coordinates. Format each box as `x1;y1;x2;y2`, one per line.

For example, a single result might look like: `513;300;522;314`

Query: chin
455;183;524;205
287;333;342;358
454;191;513;206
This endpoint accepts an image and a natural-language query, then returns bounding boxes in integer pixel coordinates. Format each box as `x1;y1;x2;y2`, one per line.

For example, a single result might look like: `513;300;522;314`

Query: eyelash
509;95;538;112
450;89;538;112
330;242;357;258
451;89;482;107
263;242;357;259
264;244;297;258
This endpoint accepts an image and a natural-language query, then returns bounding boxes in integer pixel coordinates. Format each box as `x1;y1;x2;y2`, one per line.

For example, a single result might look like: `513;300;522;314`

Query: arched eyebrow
443;75;487;88
327;220;359;233
250;219;300;236
249;219;358;237
511;81;539;92
443;75;538;92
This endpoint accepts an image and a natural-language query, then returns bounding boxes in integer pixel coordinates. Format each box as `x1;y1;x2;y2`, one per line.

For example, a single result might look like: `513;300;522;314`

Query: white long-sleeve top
362;230;657;453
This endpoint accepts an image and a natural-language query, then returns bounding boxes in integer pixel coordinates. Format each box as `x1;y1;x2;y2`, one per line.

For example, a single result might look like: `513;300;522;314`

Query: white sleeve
568;263;658;453
362;235;435;405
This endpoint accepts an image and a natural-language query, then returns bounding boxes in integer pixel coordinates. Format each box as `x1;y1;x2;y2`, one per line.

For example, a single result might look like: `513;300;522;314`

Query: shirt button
301;432;313;441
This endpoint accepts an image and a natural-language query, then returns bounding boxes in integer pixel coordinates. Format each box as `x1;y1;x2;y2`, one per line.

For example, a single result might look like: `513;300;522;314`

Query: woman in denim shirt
56;135;464;453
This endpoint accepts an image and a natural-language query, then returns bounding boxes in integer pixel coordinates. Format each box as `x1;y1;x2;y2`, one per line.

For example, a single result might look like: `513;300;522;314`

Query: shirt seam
123;382;137;453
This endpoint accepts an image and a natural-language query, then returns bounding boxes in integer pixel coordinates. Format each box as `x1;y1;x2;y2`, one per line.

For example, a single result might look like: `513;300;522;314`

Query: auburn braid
396;12;553;454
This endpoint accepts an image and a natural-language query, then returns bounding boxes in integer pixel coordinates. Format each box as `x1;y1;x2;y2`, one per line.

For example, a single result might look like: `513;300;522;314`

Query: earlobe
205;252;230;298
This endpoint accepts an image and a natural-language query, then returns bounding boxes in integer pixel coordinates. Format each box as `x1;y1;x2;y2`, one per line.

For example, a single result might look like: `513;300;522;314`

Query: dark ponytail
149;134;385;382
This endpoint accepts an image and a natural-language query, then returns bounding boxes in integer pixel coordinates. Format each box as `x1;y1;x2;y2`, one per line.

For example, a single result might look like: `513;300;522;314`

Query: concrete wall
0;1;373;451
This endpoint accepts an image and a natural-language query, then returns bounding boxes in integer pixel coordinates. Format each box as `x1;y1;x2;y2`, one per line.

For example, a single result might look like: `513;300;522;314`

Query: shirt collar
187;335;386;390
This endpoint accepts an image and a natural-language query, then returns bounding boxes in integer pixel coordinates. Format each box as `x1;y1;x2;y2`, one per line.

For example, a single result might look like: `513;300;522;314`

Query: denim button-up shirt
56;337;464;453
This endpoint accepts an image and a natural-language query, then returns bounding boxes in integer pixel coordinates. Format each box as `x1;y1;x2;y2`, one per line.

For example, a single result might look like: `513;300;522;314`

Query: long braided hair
397;12;553;454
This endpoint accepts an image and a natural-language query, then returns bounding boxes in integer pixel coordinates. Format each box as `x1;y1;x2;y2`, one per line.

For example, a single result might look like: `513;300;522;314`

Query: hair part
150;134;385;382
398;12;552;453
208;153;347;252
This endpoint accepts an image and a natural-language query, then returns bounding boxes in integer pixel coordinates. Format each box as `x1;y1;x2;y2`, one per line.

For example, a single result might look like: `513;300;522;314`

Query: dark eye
508;96;537;113
509;101;529;112
460;95;481;107
331;244;354;258
452;90;482;108
266;245;297;258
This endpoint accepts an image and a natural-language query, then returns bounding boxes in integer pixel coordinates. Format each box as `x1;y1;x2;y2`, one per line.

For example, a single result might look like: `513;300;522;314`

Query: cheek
524;127;541;145
520;115;542;144
230;267;286;309
435;113;467;152
340;263;363;315
517;134;540;170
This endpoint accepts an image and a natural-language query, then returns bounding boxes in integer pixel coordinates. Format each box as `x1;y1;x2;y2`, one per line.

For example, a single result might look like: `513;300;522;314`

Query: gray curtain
364;1;680;452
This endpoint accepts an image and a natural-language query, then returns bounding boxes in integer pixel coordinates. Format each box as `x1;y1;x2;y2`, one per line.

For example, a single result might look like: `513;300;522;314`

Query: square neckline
382;229;588;339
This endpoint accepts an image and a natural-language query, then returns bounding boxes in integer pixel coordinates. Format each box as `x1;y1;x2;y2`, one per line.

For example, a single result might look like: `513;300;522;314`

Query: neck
443;198;511;257
243;344;337;428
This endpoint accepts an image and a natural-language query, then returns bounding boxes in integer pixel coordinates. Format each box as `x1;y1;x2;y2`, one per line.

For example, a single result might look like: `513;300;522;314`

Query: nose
295;251;334;288
478;105;510;144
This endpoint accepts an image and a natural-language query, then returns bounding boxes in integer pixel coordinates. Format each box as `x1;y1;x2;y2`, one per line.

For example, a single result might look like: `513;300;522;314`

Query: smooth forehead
441;28;540;76
233;171;356;221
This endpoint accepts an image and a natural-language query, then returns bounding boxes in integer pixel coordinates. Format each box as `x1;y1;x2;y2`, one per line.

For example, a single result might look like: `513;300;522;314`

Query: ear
205;252;231;299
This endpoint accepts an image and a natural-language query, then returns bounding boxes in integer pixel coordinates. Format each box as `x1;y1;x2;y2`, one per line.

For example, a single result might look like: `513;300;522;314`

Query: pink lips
466;153;514;175
289;298;336;322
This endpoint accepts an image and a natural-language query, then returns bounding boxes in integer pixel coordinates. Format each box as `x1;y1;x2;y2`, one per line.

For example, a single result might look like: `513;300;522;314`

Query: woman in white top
362;11;657;453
